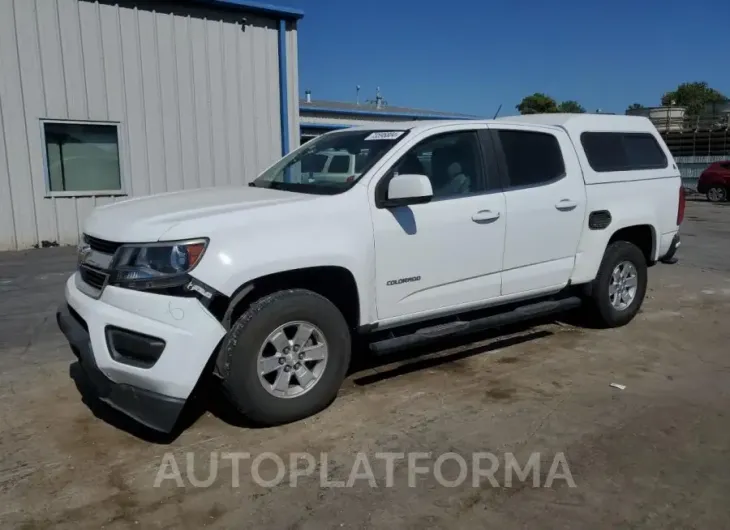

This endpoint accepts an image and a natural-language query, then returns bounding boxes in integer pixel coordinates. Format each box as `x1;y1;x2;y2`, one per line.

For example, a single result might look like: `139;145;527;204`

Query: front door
370;127;506;322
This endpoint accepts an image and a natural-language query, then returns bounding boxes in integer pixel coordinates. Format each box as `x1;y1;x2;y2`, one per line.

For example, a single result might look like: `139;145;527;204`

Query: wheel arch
607;224;657;264
571;221;659;285
218;265;363;333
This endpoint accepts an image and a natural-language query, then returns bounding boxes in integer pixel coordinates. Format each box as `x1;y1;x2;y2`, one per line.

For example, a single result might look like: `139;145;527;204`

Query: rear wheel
588;241;648;328
707;186;728;202
220;289;351;426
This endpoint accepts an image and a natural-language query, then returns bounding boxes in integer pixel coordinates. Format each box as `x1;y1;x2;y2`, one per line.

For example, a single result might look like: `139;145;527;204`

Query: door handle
555;199;578;211
471;210;501;223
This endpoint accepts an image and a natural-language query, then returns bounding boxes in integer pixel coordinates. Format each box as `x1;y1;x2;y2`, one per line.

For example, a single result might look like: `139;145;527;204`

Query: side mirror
382;174;433;208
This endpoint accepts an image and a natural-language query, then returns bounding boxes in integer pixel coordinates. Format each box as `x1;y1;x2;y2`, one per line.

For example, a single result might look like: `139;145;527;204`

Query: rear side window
327;155;350;173
581;132;668;172
497;130;566;188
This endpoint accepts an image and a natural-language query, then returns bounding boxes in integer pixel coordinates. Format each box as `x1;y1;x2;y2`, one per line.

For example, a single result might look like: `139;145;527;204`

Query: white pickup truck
57;114;684;432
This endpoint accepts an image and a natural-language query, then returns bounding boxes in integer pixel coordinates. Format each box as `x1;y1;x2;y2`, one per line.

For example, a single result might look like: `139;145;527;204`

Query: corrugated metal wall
0;0;299;250
675;156;726;190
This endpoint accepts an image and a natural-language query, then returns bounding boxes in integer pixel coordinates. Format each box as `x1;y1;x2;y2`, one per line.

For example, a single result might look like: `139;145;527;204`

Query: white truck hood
84;186;316;242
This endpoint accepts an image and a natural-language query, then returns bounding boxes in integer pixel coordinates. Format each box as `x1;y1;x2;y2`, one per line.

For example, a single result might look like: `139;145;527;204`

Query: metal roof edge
300;105;475;121
196;0;304;20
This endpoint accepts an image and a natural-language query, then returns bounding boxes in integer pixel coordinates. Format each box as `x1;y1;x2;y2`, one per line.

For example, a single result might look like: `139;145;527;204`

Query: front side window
43;121;122;194
497;130;565;188
252;130;407;195
389;131;485;199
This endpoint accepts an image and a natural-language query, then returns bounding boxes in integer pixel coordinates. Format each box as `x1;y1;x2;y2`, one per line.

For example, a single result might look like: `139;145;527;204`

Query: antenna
366;86;388;109
493;104;503;119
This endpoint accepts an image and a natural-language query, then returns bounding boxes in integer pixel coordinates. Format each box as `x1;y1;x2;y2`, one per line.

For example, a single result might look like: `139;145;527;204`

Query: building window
43;121;124;195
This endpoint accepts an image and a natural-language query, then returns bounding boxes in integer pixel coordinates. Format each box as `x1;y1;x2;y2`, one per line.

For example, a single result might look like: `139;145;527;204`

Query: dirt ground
1;200;729;529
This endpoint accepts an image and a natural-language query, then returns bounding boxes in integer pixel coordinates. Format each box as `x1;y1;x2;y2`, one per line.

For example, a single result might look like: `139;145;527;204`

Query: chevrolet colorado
57;114;684;432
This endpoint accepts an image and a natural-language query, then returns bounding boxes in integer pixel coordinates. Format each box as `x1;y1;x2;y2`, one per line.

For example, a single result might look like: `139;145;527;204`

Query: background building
299;88;474;143
0;0;302;250
628;105;730;188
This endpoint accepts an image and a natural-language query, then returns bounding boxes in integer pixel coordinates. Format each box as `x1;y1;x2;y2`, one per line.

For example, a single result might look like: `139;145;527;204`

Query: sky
281;0;730;117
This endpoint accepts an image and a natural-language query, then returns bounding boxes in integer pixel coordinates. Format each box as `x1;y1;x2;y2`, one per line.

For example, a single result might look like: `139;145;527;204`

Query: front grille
79;266;108;290
84;234;122;254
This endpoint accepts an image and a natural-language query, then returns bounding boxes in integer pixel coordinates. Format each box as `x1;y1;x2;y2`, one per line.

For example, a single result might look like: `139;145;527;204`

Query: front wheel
707;186;728;202
588;241;648;328
219;289;351;426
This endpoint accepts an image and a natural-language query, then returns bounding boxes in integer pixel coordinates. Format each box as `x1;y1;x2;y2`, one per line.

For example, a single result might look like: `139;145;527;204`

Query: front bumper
57;304;186;432
58;273;227;432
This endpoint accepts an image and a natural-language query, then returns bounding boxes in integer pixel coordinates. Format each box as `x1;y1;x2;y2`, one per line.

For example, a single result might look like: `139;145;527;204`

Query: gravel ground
0;200;729;529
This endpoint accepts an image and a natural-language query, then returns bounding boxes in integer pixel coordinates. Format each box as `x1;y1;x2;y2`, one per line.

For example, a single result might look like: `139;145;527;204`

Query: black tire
706;186;728;203
219;289;351;426
588;241;648;328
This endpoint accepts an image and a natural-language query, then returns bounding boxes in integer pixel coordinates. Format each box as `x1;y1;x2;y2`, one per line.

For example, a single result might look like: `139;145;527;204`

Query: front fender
187;205;376;326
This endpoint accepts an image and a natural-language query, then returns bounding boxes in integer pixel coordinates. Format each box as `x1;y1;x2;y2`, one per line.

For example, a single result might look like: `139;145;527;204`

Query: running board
369;296;582;355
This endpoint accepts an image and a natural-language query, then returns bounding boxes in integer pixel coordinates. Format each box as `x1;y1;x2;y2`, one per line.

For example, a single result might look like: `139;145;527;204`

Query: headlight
109;239;208;288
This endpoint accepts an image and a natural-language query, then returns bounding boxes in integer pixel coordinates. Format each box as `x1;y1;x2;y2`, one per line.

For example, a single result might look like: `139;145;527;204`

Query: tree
661;82;728;115
626;103;645;111
516;93;558;114
557;100;585;113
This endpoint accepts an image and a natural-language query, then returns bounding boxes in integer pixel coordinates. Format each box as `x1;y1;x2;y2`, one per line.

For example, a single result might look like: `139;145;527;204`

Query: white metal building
0;0;302;250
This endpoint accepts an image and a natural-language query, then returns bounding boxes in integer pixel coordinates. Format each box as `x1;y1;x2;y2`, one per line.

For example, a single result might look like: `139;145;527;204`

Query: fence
628;106;730;159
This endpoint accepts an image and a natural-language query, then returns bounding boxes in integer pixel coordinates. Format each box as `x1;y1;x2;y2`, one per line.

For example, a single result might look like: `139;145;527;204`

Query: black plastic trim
477;129;504;192
105;326;166;369
370;296;583;354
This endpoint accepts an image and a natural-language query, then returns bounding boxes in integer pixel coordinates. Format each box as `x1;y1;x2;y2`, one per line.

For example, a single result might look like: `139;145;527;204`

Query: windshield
250;129;408;194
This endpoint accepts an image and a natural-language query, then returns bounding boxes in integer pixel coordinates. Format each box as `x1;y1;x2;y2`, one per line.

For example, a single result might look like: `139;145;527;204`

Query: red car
697;161;730;202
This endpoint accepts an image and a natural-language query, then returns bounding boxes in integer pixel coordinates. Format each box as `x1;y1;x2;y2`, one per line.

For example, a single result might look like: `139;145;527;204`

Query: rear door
489;124;586;296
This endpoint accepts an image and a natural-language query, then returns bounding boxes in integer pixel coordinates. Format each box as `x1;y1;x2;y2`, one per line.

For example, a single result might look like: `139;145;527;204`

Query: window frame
40;119;128;198
489;128;567;191
374;129;496;208
580;131;669;173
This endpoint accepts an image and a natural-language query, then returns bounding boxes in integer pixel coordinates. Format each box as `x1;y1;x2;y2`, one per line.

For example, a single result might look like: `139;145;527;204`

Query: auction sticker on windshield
365;131;405;141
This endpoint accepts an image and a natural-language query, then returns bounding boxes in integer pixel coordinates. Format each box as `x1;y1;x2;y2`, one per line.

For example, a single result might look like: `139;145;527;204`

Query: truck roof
494;113;658;133
341;113;658;135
